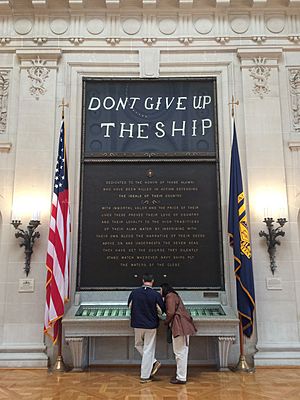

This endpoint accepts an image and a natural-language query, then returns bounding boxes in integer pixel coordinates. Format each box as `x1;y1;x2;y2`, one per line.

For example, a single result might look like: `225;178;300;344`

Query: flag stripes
44;120;71;344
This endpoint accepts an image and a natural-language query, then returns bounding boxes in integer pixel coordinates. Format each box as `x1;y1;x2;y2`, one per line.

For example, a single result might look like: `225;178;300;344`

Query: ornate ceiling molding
0;13;298;48
0;0;299;10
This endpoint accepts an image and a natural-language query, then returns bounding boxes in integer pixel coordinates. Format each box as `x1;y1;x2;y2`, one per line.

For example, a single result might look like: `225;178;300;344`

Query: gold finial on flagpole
229;95;239;117
59;98;69;119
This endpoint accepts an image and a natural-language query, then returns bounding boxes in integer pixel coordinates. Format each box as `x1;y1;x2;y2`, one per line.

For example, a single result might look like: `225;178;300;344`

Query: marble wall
0;0;300;367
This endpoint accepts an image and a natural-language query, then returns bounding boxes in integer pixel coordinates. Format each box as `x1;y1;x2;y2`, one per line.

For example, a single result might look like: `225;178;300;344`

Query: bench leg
65;337;88;371
217;336;235;371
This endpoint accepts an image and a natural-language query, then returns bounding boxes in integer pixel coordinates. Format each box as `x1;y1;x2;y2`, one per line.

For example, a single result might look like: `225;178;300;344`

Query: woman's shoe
170;378;186;384
140;377;152;383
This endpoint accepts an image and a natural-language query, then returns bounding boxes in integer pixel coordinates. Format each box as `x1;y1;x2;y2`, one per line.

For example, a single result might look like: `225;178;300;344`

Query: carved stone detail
179;37;193;45
0;38;11;46
143;38;156;45
69;37;84;45
215;36;230;44
252;36;266;43
27;57;50;100
33;37;47;44
106;37;120;45
217;336;235;371
289;69;300;132
0;71;9;134
65;337;88;371
288;36;300;43
249;57;271;98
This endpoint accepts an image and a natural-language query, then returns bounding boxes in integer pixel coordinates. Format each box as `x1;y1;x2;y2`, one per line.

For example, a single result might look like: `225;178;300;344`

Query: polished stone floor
0;366;300;399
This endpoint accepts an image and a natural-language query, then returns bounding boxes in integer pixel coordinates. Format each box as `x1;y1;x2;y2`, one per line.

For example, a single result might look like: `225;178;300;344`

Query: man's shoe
170;378;186;384
140;378;152;384
151;361;161;377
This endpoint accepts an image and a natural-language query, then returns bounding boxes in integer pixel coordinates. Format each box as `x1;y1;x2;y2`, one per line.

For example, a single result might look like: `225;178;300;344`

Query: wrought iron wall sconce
259;217;287;275
11;219;41;276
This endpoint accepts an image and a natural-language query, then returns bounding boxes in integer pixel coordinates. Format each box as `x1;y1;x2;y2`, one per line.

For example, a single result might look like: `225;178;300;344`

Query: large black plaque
83;78;217;158
78;162;224;289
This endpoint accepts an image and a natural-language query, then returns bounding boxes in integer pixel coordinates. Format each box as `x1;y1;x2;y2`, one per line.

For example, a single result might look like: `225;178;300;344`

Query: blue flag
228;121;255;338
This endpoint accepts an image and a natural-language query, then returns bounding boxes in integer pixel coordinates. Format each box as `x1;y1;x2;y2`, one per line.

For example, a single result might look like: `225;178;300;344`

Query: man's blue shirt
128;286;165;329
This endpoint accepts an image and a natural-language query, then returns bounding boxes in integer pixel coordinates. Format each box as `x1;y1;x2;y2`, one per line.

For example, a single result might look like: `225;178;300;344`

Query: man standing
128;273;165;383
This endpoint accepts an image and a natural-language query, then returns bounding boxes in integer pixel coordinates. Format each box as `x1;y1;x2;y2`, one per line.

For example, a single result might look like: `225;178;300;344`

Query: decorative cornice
31;0;48;7
106;37;120;45
216;37;230;44
33;37;47;44
1;0;300;10
288;141;300;150
252;0;268;6
237;48;282;67
289;0;300;6
288;36;300;42
16;49;62;63
0;142;12;152
0;12;298;47
142;0;157;8
69;37;84;45
179;37;193;45
143;38;156;45
0;38;11;46
0;0;12;10
251;36;266;43
216;0;230;7
68;0;85;9
179;0;193;8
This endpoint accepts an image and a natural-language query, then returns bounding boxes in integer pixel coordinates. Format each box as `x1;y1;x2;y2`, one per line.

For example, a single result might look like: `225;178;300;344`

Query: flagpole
229;95;239;118
52;98;69;373
52;319;68;372
59;97;69;120
231;317;255;373
228;96;255;373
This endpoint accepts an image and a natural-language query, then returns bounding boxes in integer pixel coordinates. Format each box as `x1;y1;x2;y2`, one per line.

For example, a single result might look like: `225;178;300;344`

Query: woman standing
160;283;197;384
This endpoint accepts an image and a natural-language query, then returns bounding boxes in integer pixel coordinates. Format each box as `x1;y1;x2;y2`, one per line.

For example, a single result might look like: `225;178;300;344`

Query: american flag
44;120;71;343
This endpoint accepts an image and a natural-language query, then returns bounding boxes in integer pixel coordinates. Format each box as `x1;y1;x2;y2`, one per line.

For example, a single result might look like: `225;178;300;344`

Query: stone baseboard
255;344;300;366
0;345;48;368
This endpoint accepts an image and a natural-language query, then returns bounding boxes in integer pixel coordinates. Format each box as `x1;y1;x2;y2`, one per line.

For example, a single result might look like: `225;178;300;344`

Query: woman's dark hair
160;283;178;298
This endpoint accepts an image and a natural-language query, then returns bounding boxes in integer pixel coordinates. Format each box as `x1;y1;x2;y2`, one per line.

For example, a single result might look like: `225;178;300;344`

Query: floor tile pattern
0;366;300;399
